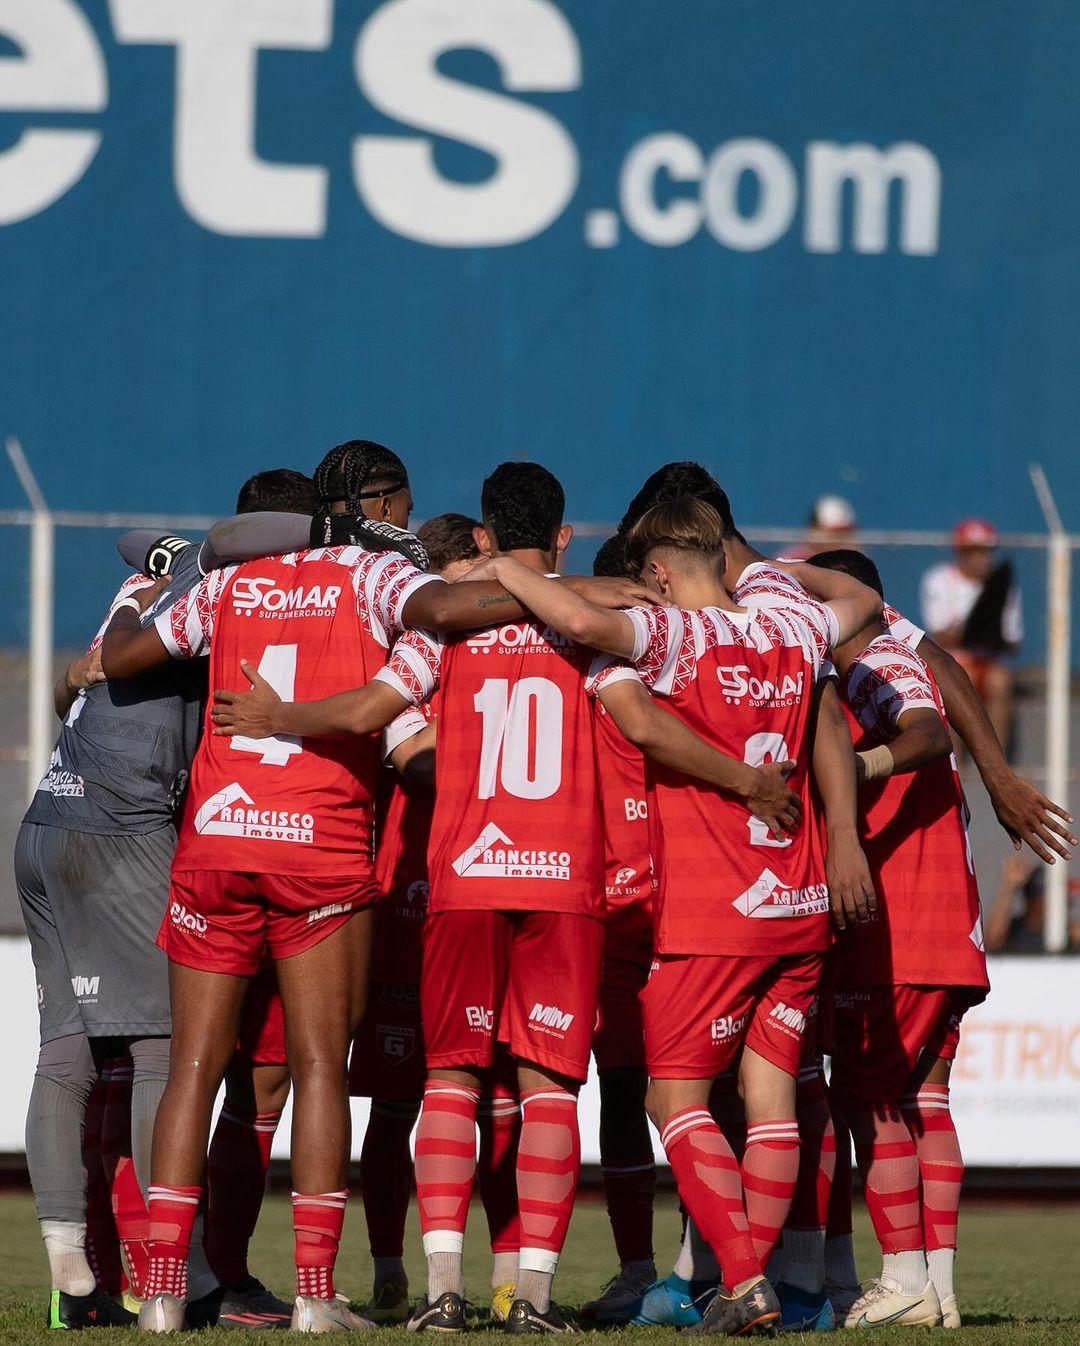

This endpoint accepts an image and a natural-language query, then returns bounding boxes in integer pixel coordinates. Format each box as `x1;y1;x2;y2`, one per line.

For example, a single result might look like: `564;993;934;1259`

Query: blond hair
624;497;726;576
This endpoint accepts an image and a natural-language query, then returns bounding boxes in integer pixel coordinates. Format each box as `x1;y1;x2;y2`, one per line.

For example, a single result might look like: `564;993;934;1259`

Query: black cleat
506;1299;577;1334
217;1276;292;1329
185;1286;226;1329
47;1287;137;1329
681;1277;781;1337
406;1292;467;1333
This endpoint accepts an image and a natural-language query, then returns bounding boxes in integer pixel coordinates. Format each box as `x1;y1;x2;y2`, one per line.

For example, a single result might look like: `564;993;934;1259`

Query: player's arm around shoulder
99;577;172;678
211;662;411;741
484;556;642;658
771;559;882;645
811;678;875;930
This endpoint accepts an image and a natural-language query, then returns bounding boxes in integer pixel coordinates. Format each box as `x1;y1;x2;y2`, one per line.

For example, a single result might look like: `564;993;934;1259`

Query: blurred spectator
984;852;1080;952
920;519;1022;753
804;494;858;555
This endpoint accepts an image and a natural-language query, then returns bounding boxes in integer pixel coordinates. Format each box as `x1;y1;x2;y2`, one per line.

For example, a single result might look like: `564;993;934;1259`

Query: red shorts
422;910;604;1083
235;964;287;1066
349;978;425;1100
643;951;824;1079
162;870;377;976
593;946;651;1071
828;984;975;1105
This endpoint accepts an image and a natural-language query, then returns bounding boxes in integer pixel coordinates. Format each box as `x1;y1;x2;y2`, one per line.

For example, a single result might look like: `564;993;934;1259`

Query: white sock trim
422;1231;464;1257
518;1247;560;1275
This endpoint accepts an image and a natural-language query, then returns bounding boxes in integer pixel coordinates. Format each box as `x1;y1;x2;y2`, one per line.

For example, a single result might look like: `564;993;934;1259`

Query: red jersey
594;694;655;944
376;615;604;916
612;597;837;958
837;634;989;991
159;547;437;876
371;704;436;983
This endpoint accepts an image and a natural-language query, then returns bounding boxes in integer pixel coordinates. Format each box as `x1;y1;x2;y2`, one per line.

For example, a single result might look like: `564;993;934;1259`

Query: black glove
309;513;429;572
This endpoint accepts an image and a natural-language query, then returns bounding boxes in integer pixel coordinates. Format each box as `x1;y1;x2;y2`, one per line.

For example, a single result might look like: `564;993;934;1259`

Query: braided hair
310;439;409;546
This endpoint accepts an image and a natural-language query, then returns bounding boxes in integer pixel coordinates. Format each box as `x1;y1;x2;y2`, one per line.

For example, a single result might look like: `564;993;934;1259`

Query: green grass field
0;1193;1077;1344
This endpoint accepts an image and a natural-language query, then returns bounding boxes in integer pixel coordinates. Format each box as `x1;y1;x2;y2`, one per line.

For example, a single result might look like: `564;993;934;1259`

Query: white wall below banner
0;938;1075;1167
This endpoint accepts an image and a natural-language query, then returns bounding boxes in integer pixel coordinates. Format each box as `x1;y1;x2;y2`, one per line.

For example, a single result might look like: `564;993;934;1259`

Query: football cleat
777;1283;835;1332
138;1293;186;1333
491;1283;517;1323
580;1262;657;1325
122;1290;144;1317
842;1279;942;1329
292;1293;376;1333
682;1276;781;1337
366;1279;412;1325
47;1287;137;1330
217;1276;292;1329
939;1294;961;1330
506;1298;576;1334
632;1276;717;1328
184;1287;225;1329
406;1292;467;1333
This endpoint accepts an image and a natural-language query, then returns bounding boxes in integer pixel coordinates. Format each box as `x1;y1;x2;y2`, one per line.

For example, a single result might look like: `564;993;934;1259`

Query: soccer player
578;542;659;1326
14;468;316;1332
476;497;884;1336
807;550;990;1329
350;514;522;1326
606;462;1074;866
210;464;802;1334
100;443;650;1334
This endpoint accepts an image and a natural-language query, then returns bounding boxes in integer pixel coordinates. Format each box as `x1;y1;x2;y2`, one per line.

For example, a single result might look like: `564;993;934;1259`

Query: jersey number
474;677;563;800
743;731;792;849
230;645;302;767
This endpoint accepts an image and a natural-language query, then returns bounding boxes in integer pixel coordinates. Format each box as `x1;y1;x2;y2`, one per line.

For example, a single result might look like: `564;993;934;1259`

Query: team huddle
16;445;1075;1336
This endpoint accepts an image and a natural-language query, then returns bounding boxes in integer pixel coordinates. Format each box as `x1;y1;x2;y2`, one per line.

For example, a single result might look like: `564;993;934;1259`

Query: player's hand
826;831;876;930
456;557;498;583
65;648;106;693
745;760;802;839
211;660;282;738
568;575;661;608
988;770;1075;864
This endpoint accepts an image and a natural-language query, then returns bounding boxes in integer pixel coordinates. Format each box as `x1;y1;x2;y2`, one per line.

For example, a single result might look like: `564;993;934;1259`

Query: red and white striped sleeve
374;628;443;706
351;551;441;648
154;567;236;659
846;636;938;737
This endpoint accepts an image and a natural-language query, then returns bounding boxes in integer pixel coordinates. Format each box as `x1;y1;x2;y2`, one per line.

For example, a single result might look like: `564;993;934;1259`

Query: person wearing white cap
920;519;1023;752
805;495;858;556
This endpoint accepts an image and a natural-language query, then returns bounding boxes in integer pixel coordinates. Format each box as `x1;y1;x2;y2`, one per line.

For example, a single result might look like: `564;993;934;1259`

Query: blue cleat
630;1276;716;1327
778;1283;836;1332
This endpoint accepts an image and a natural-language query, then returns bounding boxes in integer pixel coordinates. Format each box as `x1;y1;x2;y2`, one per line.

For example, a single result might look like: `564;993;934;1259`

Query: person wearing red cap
919;520;1023;751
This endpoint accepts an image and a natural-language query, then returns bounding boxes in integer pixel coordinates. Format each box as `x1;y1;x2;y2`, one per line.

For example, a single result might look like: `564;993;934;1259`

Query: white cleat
138;1294;186;1333
843;1279;942;1328
939;1293;961;1329
292;1293;377;1333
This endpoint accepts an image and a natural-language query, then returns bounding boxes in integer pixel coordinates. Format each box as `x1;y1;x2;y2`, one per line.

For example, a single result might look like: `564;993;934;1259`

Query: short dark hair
592;534;628;578
624;497;726;578
313;440;409;514
618;461;741;542
417;513;481;573
808;548;884;598
235;469;317;515
480;462;565;553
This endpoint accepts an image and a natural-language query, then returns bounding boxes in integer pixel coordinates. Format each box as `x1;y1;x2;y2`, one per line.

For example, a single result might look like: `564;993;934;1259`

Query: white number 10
230;644;303;767
474;677;563;800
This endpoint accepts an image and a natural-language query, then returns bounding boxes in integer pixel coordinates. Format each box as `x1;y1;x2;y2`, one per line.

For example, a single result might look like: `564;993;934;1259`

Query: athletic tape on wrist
858;744;894;781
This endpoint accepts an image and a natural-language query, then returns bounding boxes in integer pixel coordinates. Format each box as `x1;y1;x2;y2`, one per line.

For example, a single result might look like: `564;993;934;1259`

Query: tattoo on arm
476;591;515;609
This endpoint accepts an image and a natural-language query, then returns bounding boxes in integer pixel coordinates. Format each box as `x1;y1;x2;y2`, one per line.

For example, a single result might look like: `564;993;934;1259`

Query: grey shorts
15;822;174;1043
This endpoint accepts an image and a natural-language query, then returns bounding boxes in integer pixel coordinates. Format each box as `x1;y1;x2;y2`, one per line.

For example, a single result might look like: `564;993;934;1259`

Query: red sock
414;1081;479;1253
661;1108;760;1289
902;1085;962;1251
827;1114;853;1240
600;1158;656;1265
145;1184;202;1299
477;1086;521;1255
361;1100;419;1259
848;1105;923;1253
292;1191;348;1299
84;1074;123;1295
204;1104;282;1285
787;1067;836;1232
517;1088;580;1269
741;1119;800;1265
112;1157;149;1299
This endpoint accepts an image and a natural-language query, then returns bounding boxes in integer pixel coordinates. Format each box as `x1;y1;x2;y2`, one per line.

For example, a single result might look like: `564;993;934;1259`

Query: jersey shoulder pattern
845;634;938;739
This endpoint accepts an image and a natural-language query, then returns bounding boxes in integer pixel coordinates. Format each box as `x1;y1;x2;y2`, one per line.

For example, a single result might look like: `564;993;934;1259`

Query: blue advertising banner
1;1;1077;645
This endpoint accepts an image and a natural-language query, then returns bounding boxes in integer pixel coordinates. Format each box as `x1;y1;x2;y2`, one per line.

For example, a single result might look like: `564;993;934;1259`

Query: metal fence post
1030;464;1072;952
6;440;55;800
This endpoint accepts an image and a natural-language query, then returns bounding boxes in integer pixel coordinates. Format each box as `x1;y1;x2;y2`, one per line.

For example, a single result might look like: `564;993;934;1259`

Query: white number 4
230;644;302;767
